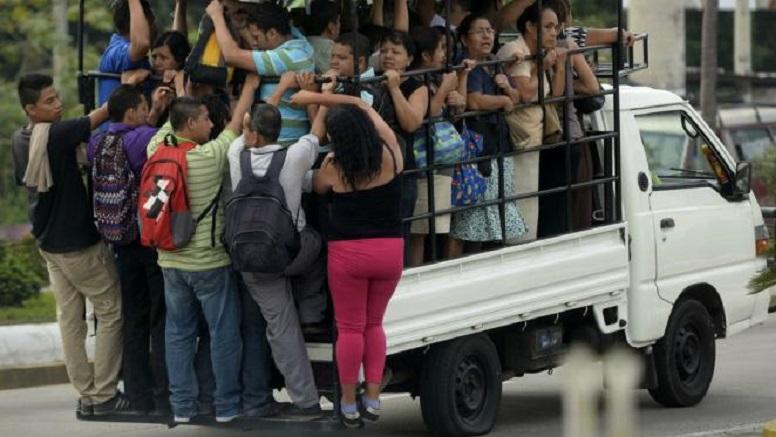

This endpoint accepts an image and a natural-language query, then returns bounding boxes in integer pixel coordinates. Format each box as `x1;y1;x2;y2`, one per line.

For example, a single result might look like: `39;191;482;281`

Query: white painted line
679;423;762;437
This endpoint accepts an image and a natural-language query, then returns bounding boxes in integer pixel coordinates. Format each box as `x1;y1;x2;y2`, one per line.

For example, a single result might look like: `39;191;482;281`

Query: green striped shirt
147;123;237;271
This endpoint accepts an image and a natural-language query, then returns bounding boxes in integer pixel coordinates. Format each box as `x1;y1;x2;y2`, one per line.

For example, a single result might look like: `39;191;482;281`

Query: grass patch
0;292;56;325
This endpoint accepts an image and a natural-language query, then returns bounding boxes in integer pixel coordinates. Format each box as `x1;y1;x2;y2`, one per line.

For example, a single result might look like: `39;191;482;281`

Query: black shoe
77;398;93;416
93;393;134;416
197;401;215;417
281;404;323;419
243;401;286;418
151;403;172;417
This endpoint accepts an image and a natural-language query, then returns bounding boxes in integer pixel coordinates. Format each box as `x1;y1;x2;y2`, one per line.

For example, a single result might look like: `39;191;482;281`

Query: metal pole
614;0;623;222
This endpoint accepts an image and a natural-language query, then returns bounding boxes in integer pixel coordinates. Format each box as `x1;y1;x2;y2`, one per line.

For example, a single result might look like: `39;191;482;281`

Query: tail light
755;224;770;257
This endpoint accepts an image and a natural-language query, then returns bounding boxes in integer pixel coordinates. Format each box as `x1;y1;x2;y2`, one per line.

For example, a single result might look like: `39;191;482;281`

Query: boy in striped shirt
208;0;314;146
145;75;259;424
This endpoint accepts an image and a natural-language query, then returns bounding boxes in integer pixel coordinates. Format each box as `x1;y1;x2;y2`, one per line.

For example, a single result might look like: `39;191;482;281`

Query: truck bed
307;224;631;361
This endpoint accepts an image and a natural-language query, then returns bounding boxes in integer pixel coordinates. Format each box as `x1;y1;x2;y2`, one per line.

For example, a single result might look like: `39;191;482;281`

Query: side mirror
734;161;752;197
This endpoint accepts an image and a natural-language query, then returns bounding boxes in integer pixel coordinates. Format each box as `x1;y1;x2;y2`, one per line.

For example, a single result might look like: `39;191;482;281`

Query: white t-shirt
228;134;319;231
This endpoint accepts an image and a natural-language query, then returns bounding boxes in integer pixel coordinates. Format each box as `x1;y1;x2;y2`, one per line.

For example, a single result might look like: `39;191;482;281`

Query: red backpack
138;134;219;251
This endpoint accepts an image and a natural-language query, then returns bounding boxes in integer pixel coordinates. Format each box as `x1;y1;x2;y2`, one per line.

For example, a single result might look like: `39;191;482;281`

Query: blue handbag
451;125;487;207
413;120;466;168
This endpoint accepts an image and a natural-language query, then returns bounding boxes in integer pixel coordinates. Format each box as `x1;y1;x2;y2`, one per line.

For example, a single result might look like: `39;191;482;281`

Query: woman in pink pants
298;88;404;427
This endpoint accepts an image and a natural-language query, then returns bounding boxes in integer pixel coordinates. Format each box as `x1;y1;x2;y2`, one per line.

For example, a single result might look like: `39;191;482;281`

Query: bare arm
267;71;297;107
571;54;599;96
385;70;427;133
467;92;513;112
147;86;174;126
370;0;384;26
226;74;260;135
394;0;409;32
586;27;636;47
88;104;109;130
173;0;188;36
128;0;151;62
496;0;534;32
429;73;457;116
207;0;256;72
291;91;400;154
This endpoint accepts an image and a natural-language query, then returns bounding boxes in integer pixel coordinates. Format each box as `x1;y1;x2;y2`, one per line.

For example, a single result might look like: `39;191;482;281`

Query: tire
648;299;716;407
419;334;502;437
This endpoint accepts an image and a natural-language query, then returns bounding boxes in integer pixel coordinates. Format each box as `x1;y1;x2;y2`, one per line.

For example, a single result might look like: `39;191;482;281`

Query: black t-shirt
378;76;426;171
12;117;101;253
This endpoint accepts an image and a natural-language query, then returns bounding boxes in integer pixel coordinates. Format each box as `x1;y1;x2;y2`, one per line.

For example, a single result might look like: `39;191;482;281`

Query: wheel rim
454;355;487;422
673;322;703;384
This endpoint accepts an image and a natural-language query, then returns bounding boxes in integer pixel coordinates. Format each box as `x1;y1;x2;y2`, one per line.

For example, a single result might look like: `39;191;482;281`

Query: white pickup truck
304;85;772;436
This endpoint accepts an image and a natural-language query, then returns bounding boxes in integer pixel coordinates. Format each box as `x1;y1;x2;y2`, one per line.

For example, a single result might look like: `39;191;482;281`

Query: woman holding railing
406;26;473;266
446;14;527;257
377;30;429;263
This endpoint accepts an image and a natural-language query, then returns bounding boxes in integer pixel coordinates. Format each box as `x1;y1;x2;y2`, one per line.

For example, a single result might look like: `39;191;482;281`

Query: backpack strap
240;149;253;181
196;184;223;247
266;148;288;181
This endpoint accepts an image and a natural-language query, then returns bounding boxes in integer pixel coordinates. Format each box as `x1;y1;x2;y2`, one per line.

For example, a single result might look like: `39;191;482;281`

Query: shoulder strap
384;145;399;176
239;149;253;180
266;149;288;180
196;184;223;247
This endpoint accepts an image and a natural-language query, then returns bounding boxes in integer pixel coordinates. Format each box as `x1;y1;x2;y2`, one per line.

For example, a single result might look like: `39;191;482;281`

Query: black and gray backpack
223;149;300;273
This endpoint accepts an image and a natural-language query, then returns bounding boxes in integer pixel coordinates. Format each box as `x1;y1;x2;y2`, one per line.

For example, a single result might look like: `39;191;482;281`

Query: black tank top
324;146;403;241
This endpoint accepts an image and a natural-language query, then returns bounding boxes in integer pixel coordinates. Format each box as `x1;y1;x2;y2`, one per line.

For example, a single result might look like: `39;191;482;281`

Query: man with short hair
146;75;258;424
98;0;156;106
302;0;341;73
329;32;378;105
207;0;314;145
87;84;173;415
226;88;325;417
12;74;126;415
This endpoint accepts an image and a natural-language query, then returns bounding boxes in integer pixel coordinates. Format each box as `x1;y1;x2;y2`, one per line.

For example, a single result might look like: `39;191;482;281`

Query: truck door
634;109;755;324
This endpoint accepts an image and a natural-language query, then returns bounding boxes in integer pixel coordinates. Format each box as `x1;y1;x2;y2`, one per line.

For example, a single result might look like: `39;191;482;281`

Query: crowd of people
11;0;633;428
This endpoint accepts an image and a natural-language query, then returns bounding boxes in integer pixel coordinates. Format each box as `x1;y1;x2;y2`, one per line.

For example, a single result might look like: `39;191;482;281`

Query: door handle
660;218;675;229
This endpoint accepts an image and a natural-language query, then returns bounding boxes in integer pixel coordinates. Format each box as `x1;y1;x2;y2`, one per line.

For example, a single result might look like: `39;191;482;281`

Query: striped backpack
92;133;139;245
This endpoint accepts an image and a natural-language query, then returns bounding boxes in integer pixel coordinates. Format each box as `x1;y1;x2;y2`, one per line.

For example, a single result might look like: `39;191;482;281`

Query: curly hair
325;104;384;190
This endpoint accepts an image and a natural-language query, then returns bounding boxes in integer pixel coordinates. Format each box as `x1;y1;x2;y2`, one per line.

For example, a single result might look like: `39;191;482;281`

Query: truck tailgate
384;224;630;355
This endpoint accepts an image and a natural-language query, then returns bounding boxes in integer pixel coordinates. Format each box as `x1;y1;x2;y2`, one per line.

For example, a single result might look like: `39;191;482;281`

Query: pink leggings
327;238;404;385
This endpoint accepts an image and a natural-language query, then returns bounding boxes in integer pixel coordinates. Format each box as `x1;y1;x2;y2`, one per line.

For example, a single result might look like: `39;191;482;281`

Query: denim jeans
163;266;242;418
239;280;274;413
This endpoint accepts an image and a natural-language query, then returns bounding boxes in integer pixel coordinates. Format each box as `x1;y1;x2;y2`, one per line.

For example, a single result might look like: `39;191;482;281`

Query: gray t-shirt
228;134;319;231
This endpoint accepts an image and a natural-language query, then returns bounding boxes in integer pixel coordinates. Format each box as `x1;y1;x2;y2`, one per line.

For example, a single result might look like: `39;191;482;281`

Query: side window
635;111;728;189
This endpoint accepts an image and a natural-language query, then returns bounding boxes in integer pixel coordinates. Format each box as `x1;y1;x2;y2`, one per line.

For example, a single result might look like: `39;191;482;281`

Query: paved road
1;315;774;437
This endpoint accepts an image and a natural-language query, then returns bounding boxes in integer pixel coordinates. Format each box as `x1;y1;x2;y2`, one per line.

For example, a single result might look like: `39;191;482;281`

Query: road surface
0;315;774;436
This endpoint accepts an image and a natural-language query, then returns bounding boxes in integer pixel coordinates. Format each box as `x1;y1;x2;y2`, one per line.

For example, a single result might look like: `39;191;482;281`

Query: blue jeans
163;266;242;418
239;278;274;413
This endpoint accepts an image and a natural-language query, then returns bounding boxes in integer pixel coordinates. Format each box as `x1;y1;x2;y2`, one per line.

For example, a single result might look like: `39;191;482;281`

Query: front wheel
419;334;502;437
648;299;716;407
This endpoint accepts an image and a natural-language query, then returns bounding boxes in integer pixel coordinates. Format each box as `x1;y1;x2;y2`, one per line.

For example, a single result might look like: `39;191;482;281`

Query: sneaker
360;402;381;423
281;403;323;419
93;392;133;416
173;415;191;423
340;409;362;428
77;398;93;416
216;413;239;423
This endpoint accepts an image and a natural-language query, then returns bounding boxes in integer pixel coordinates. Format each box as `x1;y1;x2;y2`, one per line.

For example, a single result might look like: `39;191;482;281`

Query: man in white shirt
227;104;325;416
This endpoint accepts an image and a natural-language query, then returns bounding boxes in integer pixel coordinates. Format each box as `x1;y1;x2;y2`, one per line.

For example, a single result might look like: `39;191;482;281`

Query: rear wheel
419;334;502;437
648;299;716;407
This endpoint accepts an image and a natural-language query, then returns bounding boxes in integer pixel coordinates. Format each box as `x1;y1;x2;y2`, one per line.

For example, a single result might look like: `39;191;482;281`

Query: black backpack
223;149;300;274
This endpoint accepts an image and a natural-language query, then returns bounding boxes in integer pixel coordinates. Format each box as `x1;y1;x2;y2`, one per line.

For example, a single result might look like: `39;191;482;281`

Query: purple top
88;123;157;176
